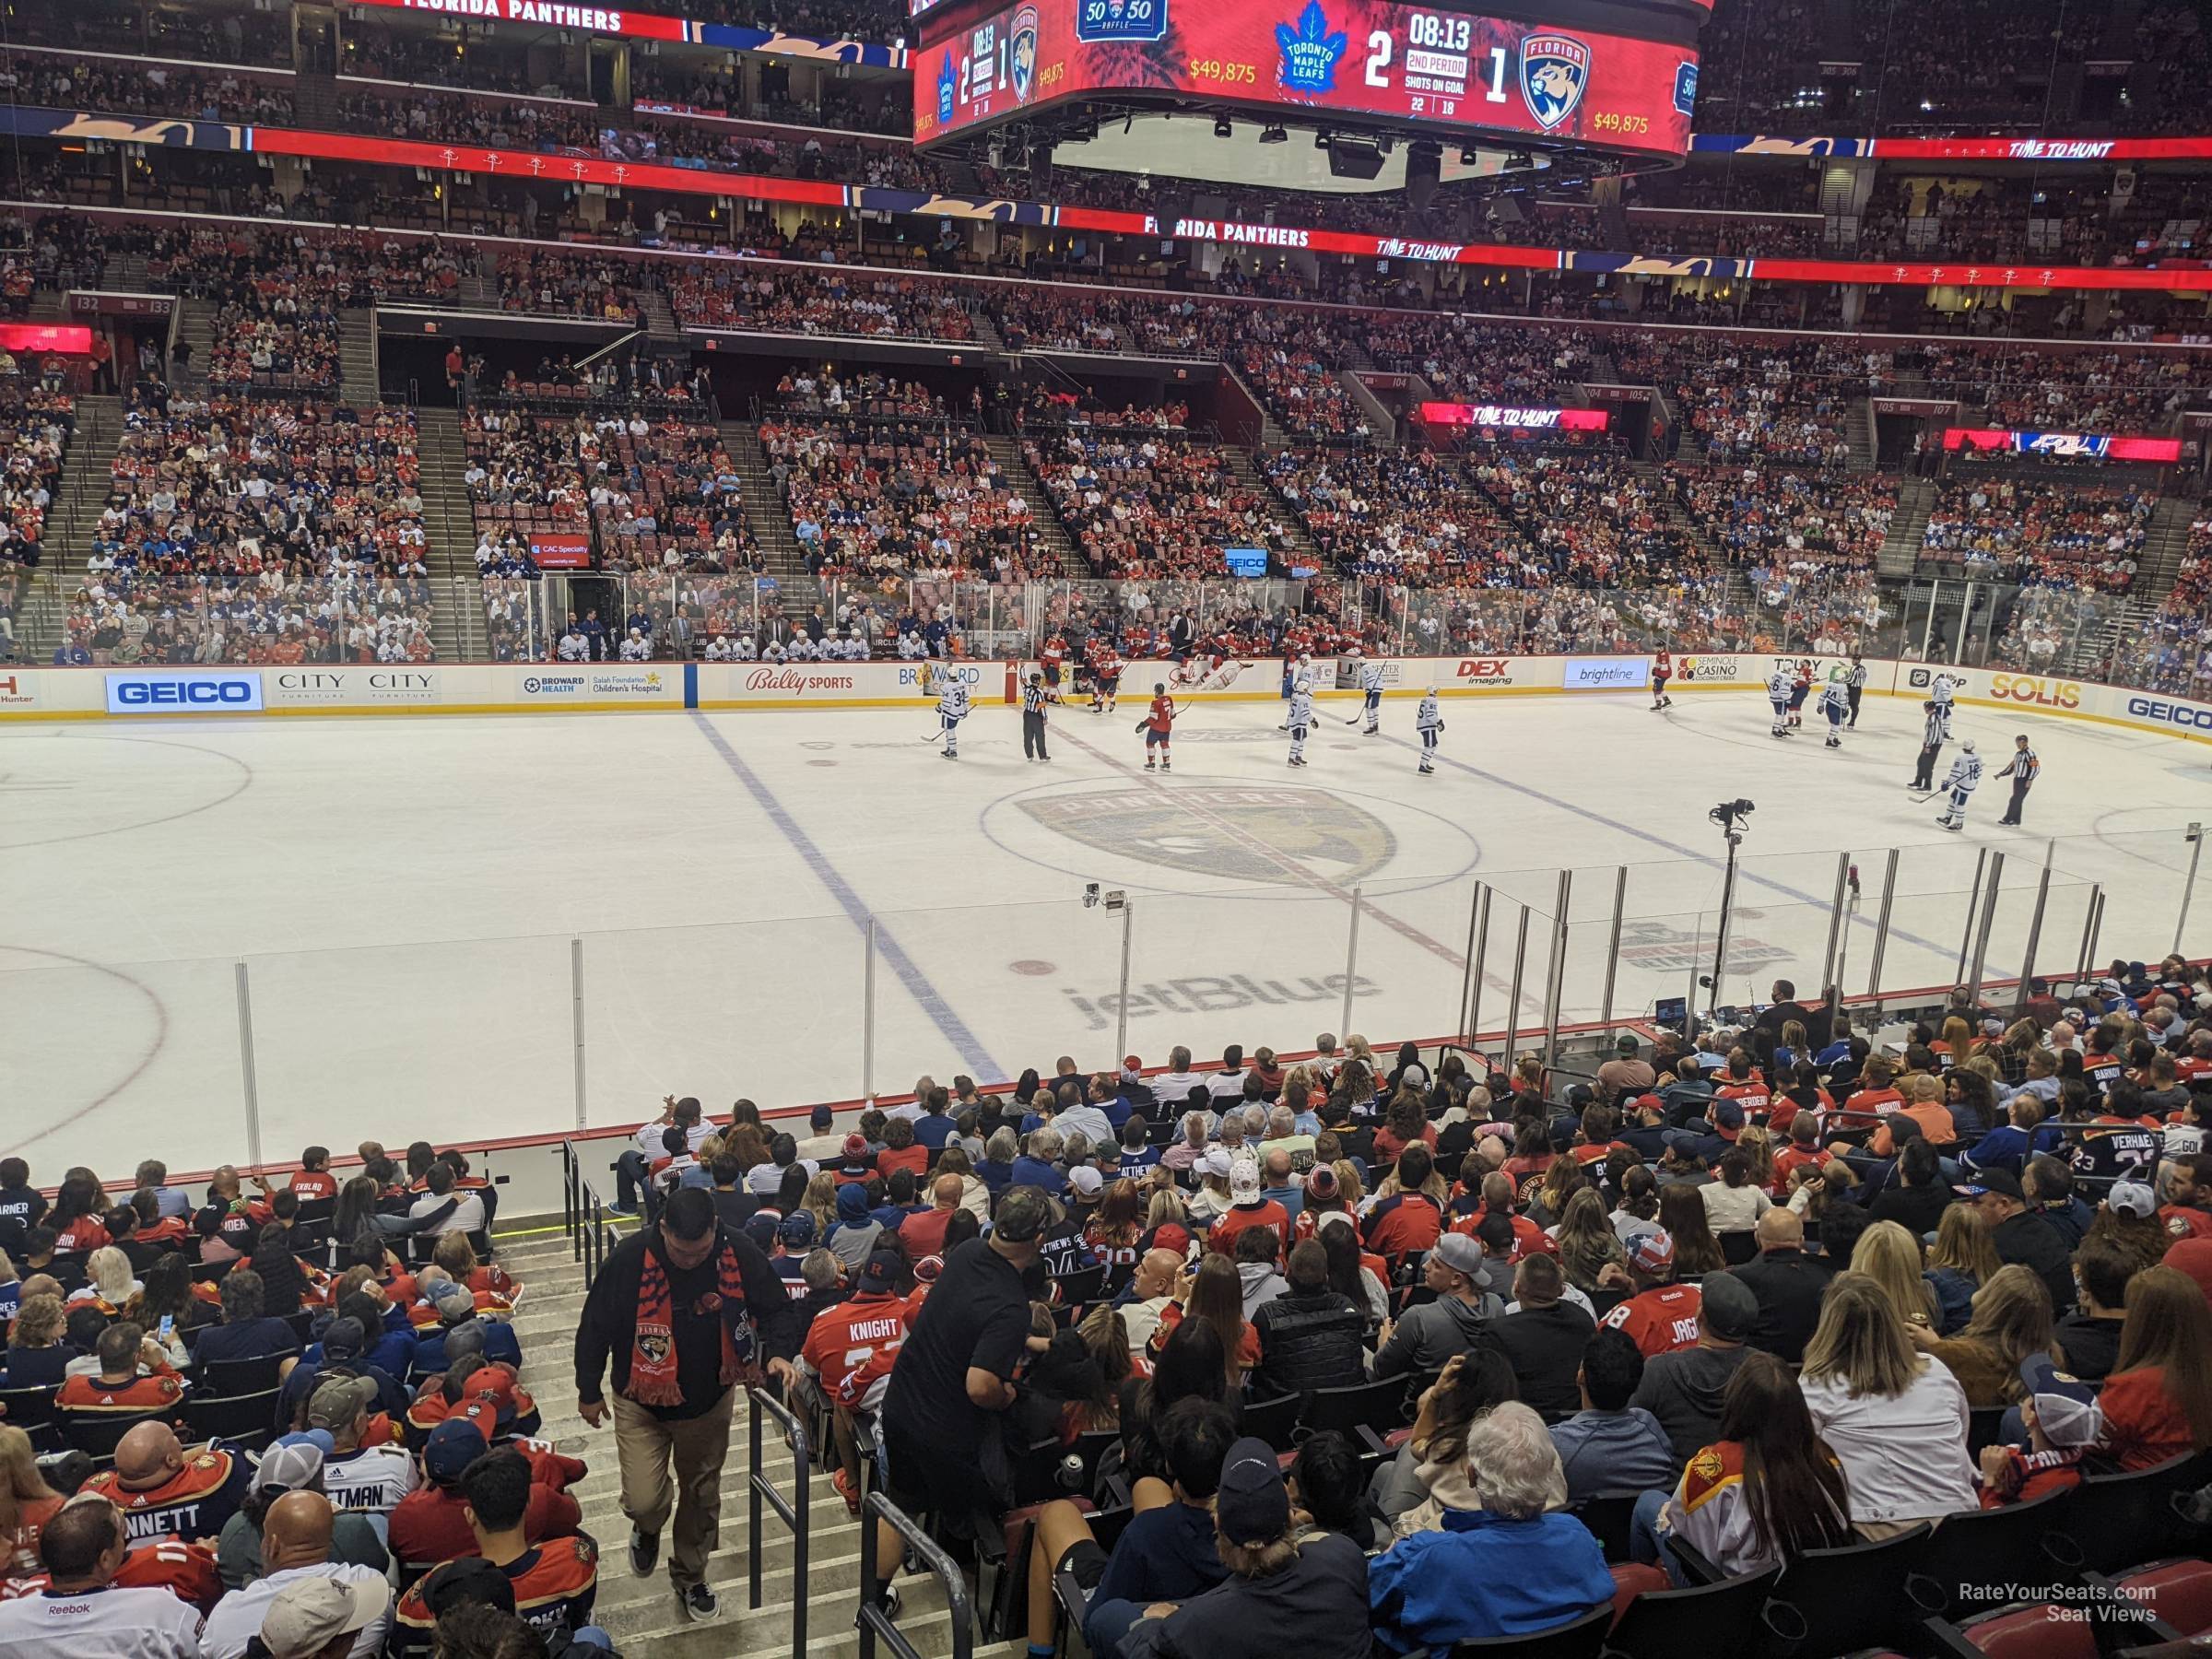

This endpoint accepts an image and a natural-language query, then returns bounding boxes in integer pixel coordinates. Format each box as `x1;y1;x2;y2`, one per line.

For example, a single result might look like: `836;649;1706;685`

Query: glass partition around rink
2;826;2203;1180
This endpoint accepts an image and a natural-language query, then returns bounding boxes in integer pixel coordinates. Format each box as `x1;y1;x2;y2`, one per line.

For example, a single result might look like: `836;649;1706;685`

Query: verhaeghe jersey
0;1583;206;1658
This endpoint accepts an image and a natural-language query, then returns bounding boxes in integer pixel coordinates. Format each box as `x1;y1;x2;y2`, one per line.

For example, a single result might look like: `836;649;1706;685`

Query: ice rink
3;683;2207;1177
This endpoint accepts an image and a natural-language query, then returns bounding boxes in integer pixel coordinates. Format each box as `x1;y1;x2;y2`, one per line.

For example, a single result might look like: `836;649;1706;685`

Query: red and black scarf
627;1238;759;1407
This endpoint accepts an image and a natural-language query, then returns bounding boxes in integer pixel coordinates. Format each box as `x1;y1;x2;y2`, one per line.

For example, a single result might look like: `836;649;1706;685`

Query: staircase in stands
1228;446;1324;576
983;434;1088;580
14;393;122;664
1877;478;1936;581
2137;496;2201;608
502;1222;1030;1659
723;421;818;628
340;311;380;406
414;407;480;662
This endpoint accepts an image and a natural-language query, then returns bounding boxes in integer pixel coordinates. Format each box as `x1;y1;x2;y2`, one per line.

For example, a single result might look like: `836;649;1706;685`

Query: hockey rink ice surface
3;687;2207;1174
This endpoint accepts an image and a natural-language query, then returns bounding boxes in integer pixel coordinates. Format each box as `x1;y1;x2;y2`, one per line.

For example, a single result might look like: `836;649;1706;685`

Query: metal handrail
558;1139;616;1290
747;1384;813;1658
859;1490;971;1659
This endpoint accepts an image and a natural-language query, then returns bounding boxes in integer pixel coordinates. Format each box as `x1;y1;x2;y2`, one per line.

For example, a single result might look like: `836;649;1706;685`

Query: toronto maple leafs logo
936;51;957;122
1519;33;1590;130
1276;0;1348;95
1010;6;1040;103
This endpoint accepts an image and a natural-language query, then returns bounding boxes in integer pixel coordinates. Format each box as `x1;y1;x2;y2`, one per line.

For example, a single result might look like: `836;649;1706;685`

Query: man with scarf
573;1186;801;1623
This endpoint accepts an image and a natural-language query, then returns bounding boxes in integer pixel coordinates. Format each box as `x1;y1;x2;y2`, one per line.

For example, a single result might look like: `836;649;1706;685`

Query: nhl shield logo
1011;6;1041;104
1519;33;1590;130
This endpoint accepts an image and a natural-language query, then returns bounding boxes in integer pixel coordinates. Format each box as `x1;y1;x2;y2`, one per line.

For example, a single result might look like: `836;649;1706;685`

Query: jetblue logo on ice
106;672;264;713
1673;60;1698;117
1275;0;1348;94
1520;33;1590;130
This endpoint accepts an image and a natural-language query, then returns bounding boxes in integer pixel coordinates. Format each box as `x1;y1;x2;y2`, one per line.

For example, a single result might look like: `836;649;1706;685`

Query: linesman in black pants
1844;653;1867;727
1022;672;1055;761
1995;734;2040;825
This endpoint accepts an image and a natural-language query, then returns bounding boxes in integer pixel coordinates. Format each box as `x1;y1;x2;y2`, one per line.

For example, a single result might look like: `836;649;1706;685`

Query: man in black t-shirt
877;1186;1047;1593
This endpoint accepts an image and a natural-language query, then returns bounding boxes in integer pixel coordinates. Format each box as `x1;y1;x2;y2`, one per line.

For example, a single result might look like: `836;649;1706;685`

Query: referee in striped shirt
1996;734;2040;825
1022;671;1053;761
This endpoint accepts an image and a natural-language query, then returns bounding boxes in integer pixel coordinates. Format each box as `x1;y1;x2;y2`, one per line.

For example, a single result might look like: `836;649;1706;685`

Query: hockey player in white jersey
936;675;971;759
1818;677;1852;748
1415;686;1443;774
1936;738;1983;830
1767;665;1795;737
1930;673;1957;737
1359;658;1387;735
1287;677;1314;767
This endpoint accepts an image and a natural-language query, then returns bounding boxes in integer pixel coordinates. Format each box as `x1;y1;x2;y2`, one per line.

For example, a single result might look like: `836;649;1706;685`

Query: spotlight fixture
1259;124;1288;144
1214;115;1232;138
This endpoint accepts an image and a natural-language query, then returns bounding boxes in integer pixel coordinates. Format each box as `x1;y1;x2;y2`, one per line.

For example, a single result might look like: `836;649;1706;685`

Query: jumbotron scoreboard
912;0;1708;166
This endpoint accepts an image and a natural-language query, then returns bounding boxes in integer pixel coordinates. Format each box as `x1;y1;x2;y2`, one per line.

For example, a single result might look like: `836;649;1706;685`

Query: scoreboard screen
913;0;1700;156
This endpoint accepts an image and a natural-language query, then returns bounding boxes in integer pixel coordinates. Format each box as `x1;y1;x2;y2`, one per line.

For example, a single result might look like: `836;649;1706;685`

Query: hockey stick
1341;712;1366;726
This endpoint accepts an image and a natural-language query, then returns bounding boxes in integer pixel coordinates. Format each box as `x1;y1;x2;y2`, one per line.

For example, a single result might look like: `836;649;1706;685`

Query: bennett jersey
936;681;970;720
1601;1283;1705;1356
1360;662;1386;693
1288;688;1314;727
1416;694;1441;732
1944;752;1984;794
1766;668;1794;701
1819;682;1851;719
81;1446;252;1544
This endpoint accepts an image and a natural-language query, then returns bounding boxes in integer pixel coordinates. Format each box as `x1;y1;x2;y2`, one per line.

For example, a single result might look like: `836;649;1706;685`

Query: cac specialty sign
105;671;264;713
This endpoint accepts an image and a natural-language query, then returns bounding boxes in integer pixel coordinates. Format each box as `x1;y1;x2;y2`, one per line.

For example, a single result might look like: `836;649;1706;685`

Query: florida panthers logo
1010;6;1040;103
1519;34;1590;130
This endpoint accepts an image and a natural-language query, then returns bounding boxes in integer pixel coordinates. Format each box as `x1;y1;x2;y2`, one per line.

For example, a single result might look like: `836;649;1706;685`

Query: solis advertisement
913;0;1700;157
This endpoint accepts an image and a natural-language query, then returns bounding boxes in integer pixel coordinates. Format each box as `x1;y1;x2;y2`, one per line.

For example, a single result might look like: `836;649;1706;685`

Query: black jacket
1729;1247;1833;1366
1993;1209;2078;1317
1491;1300;1596;1417
1252;1288;1367;1401
574;1225;802;1420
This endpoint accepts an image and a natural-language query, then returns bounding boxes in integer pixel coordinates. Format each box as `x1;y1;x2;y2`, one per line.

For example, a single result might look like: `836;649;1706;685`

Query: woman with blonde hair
1850;1220;1939;1331
1735;1125;1777;1194
2100;1265;2212;1469
1798;1273;1976;1535
1553;1188;1625;1294
1926;1203;2001;1335
1910;1264;2053;1407
70;1245;142;1318
0;1424;63;1578
801;1171;839;1237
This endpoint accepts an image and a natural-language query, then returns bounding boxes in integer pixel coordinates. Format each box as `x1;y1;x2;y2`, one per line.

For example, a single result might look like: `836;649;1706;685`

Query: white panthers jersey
1416;694;1441;731
1767;669;1794;700
1945;752;1983;794
937;680;971;720
1361;662;1386;693
1288;688;1314;726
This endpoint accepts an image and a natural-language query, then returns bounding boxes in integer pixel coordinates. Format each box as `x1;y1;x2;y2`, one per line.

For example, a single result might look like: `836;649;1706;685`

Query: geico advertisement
105;671;264;713
2120;692;2212;735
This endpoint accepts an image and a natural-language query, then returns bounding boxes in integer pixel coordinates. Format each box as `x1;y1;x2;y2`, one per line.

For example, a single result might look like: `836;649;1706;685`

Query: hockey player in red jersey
1138;684;1176;771
1091;643;1124;714
1651;649;1674;711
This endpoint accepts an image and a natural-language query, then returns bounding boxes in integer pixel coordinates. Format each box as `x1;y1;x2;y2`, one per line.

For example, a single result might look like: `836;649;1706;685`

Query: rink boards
2;654;2208;746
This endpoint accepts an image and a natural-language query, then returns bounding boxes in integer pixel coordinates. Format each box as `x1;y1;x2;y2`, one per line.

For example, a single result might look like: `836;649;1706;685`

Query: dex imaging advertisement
914;0;1698;156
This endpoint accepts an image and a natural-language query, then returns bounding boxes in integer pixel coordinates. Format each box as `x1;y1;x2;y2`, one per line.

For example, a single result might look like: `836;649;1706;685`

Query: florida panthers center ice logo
1519;34;1590;130
1010;6;1040;104
1019;784;1395;885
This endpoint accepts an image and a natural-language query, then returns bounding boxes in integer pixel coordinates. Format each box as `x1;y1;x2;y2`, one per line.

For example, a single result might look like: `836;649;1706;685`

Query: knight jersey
1288;688;1314;727
393;1538;600;1653
1653;651;1672;680
1360;662;1386;694
1944;751;1983;794
1147;694;1176;733
81;1446;251;1544
56;1365;189;1414
936;680;970;720
1416;694;1441;732
799;1289;909;1407
1600;1282;1704;1357
0;1582;208;1657
1766;668;1794;702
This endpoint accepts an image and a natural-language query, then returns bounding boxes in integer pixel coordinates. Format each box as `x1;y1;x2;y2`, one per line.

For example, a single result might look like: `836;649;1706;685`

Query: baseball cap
275;1430;335;1455
425;1417;491;1483
992;1185;1050;1244
2108;1181;2158;1220
2019;1354;2103;1448
1229;1158;1262;1203
1982;1017;2007;1037
1215;1437;1291;1547
1698;1271;1758;1342
259;1574;394;1659
1430;1231;1490;1288
318;1317;365;1361
2165;1238;2212;1308
743;1212;779;1250
1712;1100;1746;1131
1122;1055;1143;1077
433;1283;477;1324
1954;1169;2024;1202
1068;1166;1103;1198
1631;1093;1664;1116
464;1367;528;1430
307;1375;378;1432
858;1251;902;1295
1629;1230;1677;1277
1201;1148;1233;1180
420;1556;516;1617
912;1253;945;1284
811;1106;835;1130
778;1211;818;1247
253;1441;325;1496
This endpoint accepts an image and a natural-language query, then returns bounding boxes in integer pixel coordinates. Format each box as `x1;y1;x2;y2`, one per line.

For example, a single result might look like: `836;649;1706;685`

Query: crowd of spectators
1026;432;1292;581
1615;337;1891;468
0;51;294;124
1923;346;2206;431
1237;344;1368;442
2115;512;2212;694
497;253;642;324
1920;477;2154;593
1471;451;1692;591
669;266;975;342
60;387;435;665
1264;448;1527;585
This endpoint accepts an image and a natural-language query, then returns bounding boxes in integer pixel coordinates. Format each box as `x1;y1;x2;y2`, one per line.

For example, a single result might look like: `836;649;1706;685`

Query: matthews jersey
1416;694;1441;732
1288;688;1314;727
1766;668;1794;702
936;680;970;721
1944;751;1984;794
1360;661;1386;694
